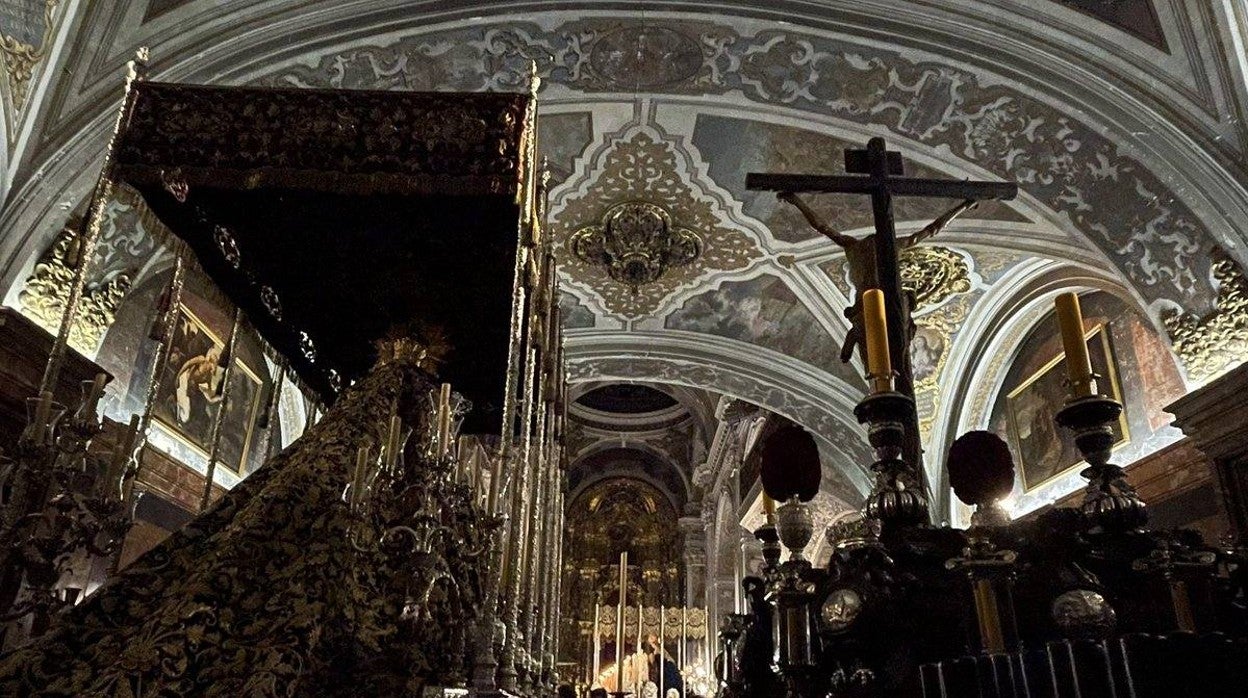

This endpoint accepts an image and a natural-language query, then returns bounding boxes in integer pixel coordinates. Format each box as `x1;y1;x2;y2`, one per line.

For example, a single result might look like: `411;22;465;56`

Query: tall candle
488;452;504;514
107;413;141;497
862;289;893;393
385;414;402;474
593;600;602;685
616;551;627;693
351;443;371;510
1055;292;1095;396
437;383;452;457
32;390;53;443
659;606;666;698
83;373;108;417
636;601;643;694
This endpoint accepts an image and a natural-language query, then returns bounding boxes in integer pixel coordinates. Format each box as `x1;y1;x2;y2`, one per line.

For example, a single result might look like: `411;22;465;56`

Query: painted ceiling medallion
550;125;762;318
570;201;701;293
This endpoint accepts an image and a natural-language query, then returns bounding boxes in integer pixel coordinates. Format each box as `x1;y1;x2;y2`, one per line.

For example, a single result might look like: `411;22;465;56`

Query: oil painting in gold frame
1006;324;1129;492
150;304;265;475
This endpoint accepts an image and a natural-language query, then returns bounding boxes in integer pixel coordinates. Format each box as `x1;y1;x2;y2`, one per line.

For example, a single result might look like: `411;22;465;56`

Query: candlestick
862;289;893;393
31;390;53;444
78;373;108;421
1055;292;1095;397
106;413;141;498
762;492;777;525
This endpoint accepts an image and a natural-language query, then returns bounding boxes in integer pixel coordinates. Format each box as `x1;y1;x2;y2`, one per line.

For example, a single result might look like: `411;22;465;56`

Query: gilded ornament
570;201;701;292
1162;248;1248;384
18;226;131;354
0;1;57;115
899;245;971;310
551;128;761;317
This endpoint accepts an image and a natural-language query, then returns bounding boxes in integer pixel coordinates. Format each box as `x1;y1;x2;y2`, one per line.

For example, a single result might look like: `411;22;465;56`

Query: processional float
701;141;1248;697
0;51;566;697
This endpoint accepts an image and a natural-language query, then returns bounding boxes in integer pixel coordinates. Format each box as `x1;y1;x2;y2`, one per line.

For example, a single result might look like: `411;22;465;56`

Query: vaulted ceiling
1;0;1246;522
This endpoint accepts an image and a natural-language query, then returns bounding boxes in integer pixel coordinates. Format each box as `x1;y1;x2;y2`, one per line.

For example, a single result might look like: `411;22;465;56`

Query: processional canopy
111;82;539;433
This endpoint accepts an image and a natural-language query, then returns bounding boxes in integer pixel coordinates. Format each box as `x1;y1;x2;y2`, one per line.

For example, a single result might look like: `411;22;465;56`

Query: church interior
0;1;1246;696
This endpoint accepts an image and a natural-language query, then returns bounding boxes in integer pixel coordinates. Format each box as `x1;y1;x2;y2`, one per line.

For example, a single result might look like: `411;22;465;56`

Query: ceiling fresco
251;17;1222;313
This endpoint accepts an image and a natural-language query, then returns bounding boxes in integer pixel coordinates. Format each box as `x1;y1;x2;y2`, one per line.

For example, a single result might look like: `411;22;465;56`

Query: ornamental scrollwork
1161;247;1248;384
0;1;58;114
18;225;132;354
549;126;763;318
570;201;702;293
900;245;972;310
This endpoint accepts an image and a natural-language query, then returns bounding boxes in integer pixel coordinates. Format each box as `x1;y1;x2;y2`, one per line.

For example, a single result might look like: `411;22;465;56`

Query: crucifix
747;136;1018;479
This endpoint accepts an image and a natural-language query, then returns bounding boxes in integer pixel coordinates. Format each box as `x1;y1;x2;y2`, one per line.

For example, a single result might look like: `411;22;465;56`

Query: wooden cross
747;137;1018;472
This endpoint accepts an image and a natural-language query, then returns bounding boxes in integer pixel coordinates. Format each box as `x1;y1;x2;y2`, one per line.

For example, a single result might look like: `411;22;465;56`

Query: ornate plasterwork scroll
0;1;57;118
550;124;762;318
1162;248;1248;384
901;245;972;311
17;186;158;354
18;226;131;354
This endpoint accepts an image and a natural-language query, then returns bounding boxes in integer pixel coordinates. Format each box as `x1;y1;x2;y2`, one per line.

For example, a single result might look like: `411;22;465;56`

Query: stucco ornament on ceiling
17;186;161;354
901;245;972;311
570;201;702;293
550;123;762;318
0;0;58;126
1161;248;1248;385
912;292;978;441
19;226;131;355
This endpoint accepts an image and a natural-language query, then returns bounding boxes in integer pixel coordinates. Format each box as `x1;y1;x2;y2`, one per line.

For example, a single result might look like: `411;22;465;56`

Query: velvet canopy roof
110;82;534;434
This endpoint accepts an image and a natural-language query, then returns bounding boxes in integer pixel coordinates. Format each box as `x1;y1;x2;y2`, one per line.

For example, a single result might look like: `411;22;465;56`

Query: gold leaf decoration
0;1;58;114
1162;247;1248;384
912;294;973;441
18;226;132;354
551;128;761;318
900;245;971;310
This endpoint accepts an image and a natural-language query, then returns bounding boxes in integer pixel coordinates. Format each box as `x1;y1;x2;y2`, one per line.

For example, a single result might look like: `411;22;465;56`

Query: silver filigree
260;285;282;321
298;331;317;362
213;225;241;270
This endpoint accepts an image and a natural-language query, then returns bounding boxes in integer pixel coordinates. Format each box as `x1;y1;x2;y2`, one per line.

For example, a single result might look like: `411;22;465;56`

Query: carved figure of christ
778;191;978;367
747;136;1018;488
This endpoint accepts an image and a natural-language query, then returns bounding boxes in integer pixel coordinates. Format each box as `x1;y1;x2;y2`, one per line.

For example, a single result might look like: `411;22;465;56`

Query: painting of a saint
151;305;265;475
1006;325;1128;491
910;325;946;385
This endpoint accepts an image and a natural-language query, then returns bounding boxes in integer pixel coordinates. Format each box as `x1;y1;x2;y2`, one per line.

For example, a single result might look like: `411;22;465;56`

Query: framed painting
1006;324;1129;492
150;304;265;475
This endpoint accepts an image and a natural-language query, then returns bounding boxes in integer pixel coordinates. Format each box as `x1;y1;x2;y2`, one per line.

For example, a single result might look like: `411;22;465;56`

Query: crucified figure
778;192;977;367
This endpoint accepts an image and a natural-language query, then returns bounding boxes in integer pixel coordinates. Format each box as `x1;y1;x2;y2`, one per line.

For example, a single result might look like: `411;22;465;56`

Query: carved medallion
570;202;701;292
899;245;971;310
550;125;762;318
588;26;703;88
